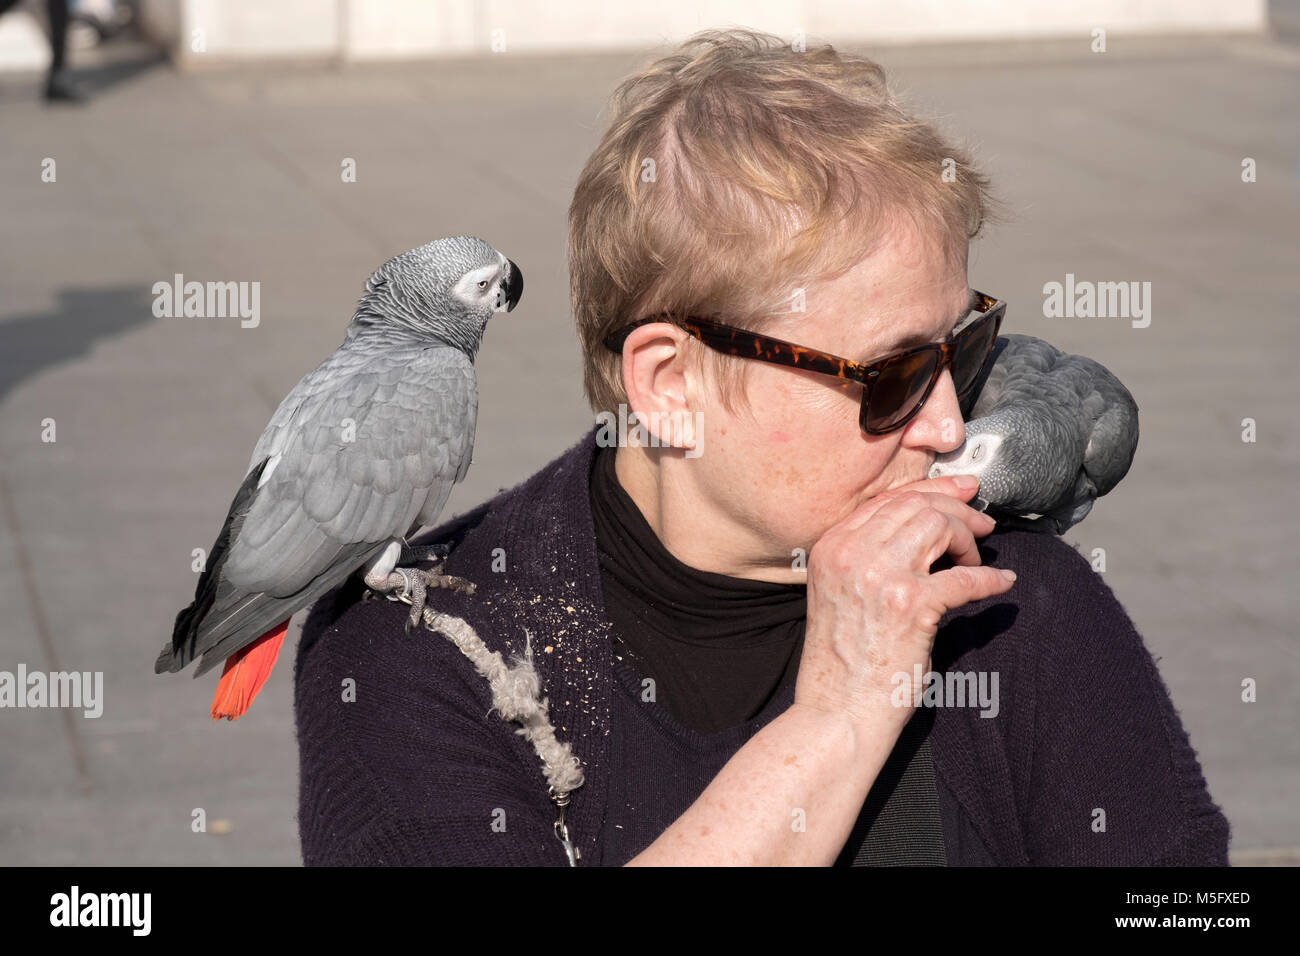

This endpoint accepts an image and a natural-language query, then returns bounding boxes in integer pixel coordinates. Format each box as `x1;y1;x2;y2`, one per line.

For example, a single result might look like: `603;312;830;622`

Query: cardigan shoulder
930;527;1230;865
294;441;600;866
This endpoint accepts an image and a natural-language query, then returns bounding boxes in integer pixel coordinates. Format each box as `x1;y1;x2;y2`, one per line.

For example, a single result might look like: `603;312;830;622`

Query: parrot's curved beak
504;259;523;312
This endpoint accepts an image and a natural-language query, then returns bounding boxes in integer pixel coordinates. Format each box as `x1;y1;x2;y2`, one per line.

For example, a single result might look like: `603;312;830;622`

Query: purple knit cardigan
294;427;1230;866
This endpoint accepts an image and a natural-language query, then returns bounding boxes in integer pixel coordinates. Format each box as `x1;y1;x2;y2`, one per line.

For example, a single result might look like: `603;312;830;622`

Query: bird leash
388;591;586;866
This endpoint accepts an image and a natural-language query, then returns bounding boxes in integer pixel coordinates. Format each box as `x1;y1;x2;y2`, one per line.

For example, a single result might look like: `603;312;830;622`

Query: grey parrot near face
155;236;523;720
927;333;1138;534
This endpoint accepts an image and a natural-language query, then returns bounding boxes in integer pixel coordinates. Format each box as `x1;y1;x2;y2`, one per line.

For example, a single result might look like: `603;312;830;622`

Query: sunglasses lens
951;312;998;395
864;349;939;433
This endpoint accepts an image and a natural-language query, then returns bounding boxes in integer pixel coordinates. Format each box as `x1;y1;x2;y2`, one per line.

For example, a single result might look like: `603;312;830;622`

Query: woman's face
683;220;974;576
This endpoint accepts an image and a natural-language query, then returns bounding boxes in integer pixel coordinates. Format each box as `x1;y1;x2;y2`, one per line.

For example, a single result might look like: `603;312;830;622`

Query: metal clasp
549;786;580;867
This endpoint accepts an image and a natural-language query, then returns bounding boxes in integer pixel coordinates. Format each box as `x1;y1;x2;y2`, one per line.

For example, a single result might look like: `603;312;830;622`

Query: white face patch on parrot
928;432;1003;480
451;260;508;314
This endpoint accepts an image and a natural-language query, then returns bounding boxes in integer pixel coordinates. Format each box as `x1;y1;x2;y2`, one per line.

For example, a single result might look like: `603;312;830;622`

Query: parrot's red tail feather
210;621;288;721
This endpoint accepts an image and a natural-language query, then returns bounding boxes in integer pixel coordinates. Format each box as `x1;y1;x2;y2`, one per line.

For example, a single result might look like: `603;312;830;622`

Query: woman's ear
619;323;698;453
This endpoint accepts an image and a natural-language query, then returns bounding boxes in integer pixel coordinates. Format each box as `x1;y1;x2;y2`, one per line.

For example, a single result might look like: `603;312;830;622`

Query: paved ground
1;30;1297;865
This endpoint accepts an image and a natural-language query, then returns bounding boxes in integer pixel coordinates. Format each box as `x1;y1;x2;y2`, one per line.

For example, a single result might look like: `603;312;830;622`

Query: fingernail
954;475;979;489
1000;569;1017;582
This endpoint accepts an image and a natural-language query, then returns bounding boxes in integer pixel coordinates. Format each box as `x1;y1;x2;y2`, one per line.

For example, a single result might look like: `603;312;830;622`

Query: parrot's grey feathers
158;457;269;674
932;332;1139;534
161;236;519;689
1082;392;1139;496
167;345;477;672
188;539;382;676
222;346;476;595
346;237;522;360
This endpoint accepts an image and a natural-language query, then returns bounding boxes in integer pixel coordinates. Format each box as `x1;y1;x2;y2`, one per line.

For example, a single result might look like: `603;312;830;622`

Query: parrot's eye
477;280;489;290
971;444;983;461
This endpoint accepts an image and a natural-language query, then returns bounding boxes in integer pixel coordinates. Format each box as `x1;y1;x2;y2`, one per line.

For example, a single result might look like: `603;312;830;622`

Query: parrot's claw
368;564;477;634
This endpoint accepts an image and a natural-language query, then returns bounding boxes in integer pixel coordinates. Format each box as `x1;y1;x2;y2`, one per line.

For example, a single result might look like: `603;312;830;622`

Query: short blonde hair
569;28;1000;415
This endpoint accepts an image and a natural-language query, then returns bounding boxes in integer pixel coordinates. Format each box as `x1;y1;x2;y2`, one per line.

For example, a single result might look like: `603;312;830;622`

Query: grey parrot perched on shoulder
156;236;522;720
928;333;1138;534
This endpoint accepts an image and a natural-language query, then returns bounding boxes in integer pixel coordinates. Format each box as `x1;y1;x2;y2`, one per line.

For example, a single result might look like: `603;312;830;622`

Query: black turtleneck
589;444;807;734
588;442;949;867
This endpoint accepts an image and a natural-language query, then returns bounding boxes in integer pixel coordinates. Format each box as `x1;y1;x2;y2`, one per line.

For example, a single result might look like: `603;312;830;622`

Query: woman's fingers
844;476;994;540
903;507;985;568
859;491;992;568
928;561;1018;610
797;471;1014;733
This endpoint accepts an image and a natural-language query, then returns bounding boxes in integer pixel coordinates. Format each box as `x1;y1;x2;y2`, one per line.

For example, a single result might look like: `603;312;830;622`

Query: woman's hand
794;474;1015;739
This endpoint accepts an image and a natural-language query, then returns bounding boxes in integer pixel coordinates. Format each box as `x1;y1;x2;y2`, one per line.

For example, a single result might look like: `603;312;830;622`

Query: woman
295;28;1229;866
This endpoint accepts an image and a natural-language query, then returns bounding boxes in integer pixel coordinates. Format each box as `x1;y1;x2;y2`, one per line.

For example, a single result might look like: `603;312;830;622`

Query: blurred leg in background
0;0;89;103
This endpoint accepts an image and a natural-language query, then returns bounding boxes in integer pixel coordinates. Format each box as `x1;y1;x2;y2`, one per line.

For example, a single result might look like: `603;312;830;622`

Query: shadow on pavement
0;285;156;404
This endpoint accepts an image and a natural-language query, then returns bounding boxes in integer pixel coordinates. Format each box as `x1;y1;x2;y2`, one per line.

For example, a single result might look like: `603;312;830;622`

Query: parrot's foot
398;541;453;564
367;564;476;633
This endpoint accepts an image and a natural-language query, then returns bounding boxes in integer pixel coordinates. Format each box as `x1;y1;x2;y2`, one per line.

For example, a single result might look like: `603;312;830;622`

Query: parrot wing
965;333;1138;529
159;345;477;676
1079;363;1140;497
967;334;1067;420
991;339;1139;500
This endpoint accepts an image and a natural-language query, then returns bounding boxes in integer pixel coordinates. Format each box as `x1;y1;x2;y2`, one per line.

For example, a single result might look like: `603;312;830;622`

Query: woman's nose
906;368;965;453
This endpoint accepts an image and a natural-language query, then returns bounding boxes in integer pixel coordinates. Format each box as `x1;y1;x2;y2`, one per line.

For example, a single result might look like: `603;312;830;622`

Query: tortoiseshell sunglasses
603;291;1006;436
